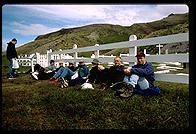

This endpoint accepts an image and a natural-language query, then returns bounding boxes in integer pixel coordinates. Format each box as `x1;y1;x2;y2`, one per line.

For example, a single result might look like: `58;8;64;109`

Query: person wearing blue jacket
69;60;90;86
120;52;159;97
49;60;89;87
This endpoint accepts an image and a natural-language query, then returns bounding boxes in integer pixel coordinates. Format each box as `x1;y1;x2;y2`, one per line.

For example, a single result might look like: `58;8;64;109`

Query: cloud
2;4;189;51
12;22;61;36
2;39;7;52
15;5;107;20
155;4;189;15
13;4;188;27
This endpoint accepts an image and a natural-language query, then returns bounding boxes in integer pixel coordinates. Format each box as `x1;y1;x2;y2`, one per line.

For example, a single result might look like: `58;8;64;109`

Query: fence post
59;49;62;59
47;50;51;66
31;58;34;72
30;53;36;72
144;49;147;54
94;44;99;58
165;49;168;54
73;44;78;66
129;35;137;66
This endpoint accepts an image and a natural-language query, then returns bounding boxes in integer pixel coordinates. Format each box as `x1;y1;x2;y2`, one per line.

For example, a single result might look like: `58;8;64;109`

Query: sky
2;4;189;52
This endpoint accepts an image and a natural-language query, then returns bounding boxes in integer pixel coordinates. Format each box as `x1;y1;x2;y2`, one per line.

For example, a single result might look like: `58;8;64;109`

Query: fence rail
53;53;188;64
50;32;188;54
154;74;189;84
49;32;189;84
20;32;189;84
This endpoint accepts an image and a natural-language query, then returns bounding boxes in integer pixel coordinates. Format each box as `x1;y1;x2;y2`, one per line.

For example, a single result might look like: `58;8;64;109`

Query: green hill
15;13;188;56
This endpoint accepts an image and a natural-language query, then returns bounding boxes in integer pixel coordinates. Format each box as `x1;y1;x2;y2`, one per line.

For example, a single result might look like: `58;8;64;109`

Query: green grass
2;69;189;130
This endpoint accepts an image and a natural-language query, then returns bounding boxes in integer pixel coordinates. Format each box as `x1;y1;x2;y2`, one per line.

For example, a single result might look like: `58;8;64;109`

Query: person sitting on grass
45;60;57;72
69;60;90;86
116;52;160;98
49;60;89;87
95;56;126;89
68;62;77;72
87;59;107;85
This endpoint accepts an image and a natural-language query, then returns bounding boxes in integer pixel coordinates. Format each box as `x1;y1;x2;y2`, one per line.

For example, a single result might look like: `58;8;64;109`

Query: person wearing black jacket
6;38;18;79
88;59;107;84
92;56;126;87
31;60;62;80
103;56;125;86
68;62;77;72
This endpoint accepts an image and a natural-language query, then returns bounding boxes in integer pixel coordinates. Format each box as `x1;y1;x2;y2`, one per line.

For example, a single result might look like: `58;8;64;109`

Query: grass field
2;65;189;131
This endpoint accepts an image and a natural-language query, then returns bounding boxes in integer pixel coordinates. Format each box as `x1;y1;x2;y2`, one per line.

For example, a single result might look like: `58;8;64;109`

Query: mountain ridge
15;13;188;56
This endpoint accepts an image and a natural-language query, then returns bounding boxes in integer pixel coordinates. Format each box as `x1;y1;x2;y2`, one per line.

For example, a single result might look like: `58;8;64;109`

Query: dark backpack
34;64;45;73
110;81;132;96
111;81;161;96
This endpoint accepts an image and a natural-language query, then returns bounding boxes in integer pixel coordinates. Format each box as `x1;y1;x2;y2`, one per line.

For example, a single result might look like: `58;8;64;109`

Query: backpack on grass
111;81;161;97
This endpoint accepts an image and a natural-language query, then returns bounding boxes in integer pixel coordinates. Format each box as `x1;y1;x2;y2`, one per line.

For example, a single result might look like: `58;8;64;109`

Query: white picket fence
48;32;189;84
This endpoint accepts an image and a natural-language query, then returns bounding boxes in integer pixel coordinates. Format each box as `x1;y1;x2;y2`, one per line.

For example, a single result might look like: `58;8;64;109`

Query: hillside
15;13;188;56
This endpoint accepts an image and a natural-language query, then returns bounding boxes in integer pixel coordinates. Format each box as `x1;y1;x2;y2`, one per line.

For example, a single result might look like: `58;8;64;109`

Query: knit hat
12;38;17;42
135;52;145;58
92;59;100;65
79;60;84;63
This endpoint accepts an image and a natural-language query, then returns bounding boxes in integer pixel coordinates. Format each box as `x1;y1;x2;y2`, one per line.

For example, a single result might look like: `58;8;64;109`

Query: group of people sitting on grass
31;52;161;98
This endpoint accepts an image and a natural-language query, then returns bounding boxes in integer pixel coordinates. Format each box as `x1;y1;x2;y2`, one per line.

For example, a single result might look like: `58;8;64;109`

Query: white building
18;49;74;68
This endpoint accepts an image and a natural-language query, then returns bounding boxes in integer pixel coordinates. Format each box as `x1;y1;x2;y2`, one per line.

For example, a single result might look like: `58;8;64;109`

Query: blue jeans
53;67;74;79
123;74;149;90
8;59;13;78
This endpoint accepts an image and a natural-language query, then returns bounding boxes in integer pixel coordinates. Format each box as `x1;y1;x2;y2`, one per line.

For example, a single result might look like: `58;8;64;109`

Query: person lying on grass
31;60;61;80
